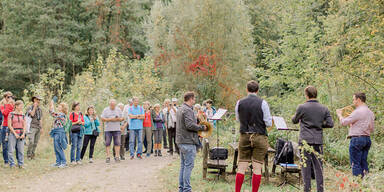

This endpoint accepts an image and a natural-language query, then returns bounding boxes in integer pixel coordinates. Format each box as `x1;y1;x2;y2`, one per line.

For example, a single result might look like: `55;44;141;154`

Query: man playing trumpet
336;92;375;178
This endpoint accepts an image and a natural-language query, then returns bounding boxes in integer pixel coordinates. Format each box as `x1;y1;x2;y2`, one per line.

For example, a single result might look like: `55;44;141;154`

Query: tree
147;0;254;106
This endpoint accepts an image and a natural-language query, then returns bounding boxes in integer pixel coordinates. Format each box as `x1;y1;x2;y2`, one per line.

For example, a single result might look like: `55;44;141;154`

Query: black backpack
273;138;294;165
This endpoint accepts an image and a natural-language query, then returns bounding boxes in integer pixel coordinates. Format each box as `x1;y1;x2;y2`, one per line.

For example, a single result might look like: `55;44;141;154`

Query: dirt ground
9;150;176;192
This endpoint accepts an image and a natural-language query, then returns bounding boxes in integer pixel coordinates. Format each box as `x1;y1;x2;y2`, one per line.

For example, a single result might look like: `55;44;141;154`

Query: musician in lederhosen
235;80;272;192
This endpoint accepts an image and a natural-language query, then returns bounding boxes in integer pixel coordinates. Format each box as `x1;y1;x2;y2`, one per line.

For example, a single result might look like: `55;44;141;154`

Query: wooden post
202;139;209;179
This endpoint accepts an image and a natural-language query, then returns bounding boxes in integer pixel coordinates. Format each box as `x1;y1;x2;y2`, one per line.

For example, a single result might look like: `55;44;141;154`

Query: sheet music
273;116;288;130
210;108;227;120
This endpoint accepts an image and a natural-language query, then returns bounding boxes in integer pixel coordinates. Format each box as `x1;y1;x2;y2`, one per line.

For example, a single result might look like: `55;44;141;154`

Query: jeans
81;135;97;159
27;126;41;158
53;130;67;165
70;132;82;162
8;133;24;167
349;136;371;177
178;144;197;192
0;126;9;164
129;129;143;157
301;144;323;192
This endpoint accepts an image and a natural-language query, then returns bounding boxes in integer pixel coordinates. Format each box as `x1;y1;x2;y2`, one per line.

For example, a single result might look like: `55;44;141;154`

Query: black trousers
301;144;324;192
167;128;178;153
80;135;97;159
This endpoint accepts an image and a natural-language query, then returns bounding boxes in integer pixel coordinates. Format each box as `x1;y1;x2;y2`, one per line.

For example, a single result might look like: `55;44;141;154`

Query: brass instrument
197;112;213;138
340;105;356;118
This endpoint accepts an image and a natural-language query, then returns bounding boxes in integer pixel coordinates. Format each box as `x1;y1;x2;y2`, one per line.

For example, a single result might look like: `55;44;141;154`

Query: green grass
159;151;300;192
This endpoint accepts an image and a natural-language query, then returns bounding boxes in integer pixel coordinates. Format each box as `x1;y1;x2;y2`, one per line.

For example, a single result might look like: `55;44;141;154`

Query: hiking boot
137;154;142;159
158;150;163;157
106;157;111;163
89;158;93;163
130;156;134;160
154;150;158;157
115;157;120;163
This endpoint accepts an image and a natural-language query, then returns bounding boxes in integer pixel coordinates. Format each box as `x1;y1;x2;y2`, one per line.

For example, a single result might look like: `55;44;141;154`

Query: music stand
209;108;227;179
273;116;299;189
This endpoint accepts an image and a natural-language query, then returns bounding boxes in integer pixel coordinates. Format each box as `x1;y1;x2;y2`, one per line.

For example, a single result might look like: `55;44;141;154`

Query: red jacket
1;104;14;127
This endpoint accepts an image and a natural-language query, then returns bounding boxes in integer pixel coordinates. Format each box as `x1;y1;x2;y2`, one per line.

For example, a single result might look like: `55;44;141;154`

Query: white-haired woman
152;104;164;156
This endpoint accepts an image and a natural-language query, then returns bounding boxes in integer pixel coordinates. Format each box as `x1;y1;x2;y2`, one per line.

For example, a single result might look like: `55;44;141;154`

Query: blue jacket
83;115;100;135
50;127;68;150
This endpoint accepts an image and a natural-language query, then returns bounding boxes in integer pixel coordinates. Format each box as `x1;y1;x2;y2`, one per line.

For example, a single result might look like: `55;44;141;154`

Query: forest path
10;150;176;192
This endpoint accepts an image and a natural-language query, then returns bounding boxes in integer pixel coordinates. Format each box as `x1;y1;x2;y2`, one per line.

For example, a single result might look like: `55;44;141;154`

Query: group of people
0;91;217;170
0;92;43;168
233;81;374;192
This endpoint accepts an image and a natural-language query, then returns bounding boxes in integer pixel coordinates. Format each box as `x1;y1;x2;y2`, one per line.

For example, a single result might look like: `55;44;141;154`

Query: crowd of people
0;92;217;169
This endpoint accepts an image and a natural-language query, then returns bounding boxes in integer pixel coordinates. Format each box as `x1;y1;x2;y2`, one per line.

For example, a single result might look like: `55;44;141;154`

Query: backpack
11;113;25;133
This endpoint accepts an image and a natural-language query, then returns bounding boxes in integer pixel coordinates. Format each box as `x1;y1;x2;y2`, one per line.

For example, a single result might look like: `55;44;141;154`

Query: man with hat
27;96;43;160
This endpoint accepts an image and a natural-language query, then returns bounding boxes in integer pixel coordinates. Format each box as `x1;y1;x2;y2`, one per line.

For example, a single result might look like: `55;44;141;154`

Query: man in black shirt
292;86;334;192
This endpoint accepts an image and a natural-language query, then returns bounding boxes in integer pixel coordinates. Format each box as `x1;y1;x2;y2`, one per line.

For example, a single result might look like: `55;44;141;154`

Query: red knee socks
235;173;245;192
252;174;262;192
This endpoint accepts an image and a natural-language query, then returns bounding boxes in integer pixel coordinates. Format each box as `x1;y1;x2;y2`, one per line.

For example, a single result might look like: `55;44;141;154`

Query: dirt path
11;151;176;192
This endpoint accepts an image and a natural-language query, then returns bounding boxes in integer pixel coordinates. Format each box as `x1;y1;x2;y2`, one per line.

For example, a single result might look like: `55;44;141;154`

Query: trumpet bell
198;121;213;138
341;105;356;118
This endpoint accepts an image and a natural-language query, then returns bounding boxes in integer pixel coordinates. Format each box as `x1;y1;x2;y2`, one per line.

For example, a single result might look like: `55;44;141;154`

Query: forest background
0;0;383;191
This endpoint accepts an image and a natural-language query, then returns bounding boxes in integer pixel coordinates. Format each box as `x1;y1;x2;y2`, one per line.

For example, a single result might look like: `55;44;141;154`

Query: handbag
92;129;99;137
70;112;82;132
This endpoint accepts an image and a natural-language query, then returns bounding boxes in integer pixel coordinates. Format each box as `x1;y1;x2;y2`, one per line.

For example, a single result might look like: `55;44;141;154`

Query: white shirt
162;106;177;128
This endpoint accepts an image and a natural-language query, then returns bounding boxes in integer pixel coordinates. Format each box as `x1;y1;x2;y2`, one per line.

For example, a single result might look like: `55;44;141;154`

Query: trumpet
339;105;356;118
197;112;213;138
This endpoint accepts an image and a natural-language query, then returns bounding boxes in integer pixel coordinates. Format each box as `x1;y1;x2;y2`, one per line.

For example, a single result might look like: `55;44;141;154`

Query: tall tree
148;0;254;106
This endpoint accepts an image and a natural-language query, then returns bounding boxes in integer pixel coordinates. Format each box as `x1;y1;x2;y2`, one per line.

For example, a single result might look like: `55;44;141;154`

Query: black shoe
167;150;171;153
154;150;158;157
164;146;169;149
121;157;126;160
158;150;162;157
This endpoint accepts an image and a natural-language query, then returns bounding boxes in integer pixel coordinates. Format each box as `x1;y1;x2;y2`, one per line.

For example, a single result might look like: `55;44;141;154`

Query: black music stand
209;108;228;179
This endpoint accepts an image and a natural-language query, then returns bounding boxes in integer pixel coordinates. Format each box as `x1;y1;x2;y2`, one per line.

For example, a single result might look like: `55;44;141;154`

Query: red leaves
188;54;217;77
